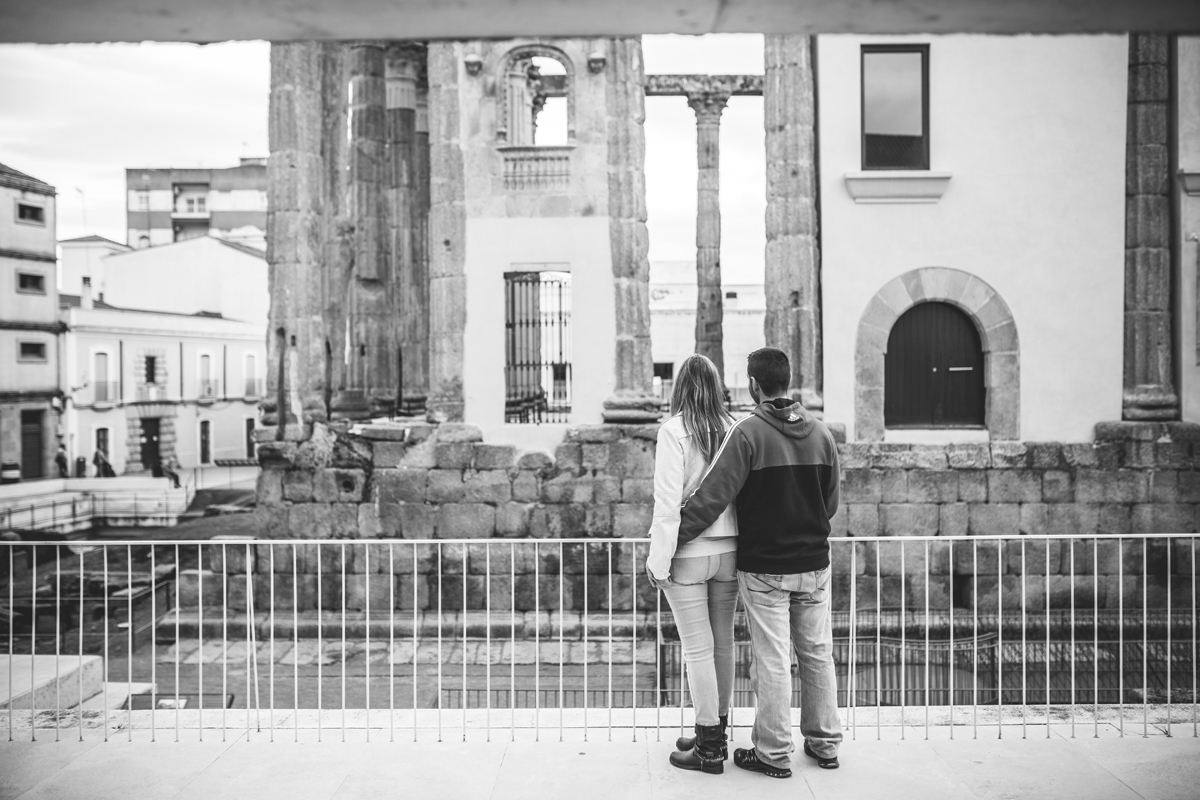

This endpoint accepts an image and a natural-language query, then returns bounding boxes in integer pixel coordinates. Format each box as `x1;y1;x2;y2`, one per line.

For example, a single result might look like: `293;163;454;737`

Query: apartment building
125;158;267;251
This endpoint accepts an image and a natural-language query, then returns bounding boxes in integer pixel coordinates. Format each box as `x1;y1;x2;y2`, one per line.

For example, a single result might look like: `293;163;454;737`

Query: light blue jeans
661;551;739;726
738;567;843;767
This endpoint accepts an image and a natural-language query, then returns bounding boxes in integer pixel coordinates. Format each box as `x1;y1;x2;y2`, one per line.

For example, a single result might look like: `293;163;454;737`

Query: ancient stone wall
205;420;1200;618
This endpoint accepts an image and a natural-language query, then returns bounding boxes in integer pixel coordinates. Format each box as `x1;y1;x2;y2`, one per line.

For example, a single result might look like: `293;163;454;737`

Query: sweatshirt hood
752;397;817;440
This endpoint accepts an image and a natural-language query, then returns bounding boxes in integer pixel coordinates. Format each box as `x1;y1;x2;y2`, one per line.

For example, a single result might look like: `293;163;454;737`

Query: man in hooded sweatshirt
676;346;842;778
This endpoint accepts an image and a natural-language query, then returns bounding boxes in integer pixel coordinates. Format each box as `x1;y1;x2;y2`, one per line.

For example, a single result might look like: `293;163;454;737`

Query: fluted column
602;36;660;423
1123;33;1178;420
266;42;341;433
426;42;467;423
687;90;730;380
763;34;822;412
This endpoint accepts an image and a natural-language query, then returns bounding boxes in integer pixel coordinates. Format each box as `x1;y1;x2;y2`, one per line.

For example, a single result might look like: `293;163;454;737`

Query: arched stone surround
854;267;1020;441
492;42;578;144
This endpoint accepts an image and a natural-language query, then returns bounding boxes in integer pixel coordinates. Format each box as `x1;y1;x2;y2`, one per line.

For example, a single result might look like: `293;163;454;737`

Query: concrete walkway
2;723;1198;800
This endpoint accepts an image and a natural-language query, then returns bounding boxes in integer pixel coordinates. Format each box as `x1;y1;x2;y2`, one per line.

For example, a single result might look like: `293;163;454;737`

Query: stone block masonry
239;419;1200;616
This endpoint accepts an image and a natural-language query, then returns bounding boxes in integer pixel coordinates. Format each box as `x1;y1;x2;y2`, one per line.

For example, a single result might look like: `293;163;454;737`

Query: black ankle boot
675;715;728;760
669;723;725;774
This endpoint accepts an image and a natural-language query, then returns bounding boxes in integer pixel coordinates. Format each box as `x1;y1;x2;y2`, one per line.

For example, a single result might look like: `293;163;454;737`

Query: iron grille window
884;301;985;428
862;45;930;170
17;272;45;293
504;271;571;424
144;355;157;385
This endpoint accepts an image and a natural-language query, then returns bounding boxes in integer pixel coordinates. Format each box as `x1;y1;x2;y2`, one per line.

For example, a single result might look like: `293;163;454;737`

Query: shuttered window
885;302;984;428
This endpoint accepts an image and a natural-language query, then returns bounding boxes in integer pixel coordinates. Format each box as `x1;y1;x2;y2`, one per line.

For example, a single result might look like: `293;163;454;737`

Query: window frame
198;419;212;465
860;44;931;172
16;271;47;295
144;355;158;386
17;340;48;363
14;200;47;227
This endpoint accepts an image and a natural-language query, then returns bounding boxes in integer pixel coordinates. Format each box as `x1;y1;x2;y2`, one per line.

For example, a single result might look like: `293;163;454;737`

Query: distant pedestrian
55;445;68;478
93;448;114;478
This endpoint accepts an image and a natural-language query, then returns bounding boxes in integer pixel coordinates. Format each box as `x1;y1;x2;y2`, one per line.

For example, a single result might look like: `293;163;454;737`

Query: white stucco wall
463;216;615;445
818;34;1128;442
1178;37;1200;425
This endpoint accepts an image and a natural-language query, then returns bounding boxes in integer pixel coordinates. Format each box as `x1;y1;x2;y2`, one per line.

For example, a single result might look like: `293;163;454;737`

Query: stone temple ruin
254;35;1197;617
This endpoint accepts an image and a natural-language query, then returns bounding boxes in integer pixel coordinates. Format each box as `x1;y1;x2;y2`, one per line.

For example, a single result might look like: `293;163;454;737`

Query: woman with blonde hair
646;353;738;774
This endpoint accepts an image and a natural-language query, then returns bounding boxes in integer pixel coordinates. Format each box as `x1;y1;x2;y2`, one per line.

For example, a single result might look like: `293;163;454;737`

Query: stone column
763;34;823;413
602;36;660;423
426;42;468;423
385;43;428;411
265;42;338;433
687;89;730;381
412;79;431;409
1123;33;1178;420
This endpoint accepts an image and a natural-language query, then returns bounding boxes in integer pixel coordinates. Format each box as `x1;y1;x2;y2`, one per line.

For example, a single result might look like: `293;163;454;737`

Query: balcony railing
243;378;264;398
501;146;572;191
198;379;220;400
1;534;1195;742
89;382;119;405
135;383;168;402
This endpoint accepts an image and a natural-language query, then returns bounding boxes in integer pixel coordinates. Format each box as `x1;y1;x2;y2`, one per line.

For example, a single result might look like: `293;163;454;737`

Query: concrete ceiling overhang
3;0;1200;44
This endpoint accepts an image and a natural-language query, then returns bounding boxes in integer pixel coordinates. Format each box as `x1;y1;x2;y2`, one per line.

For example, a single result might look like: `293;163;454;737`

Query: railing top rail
1;532;1195;547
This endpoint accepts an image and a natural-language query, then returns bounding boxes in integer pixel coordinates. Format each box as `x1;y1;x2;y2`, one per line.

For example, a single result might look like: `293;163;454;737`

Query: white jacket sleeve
645;422;684;581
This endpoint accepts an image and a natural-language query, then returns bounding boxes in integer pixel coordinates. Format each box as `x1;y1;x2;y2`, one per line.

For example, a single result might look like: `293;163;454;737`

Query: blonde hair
669;354;734;463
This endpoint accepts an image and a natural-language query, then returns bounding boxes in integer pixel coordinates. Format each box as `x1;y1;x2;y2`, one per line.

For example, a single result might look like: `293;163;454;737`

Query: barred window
504;271;571;424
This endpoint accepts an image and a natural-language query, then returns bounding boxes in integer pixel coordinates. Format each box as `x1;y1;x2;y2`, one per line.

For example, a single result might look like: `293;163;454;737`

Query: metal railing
90;382;120;405
1;533;1195;743
0;489;192;535
198;380;221;399
135;384;168;402
243;378;264;398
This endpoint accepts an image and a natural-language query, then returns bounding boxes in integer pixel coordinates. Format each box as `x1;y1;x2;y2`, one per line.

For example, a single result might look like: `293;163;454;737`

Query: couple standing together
645;347;842;779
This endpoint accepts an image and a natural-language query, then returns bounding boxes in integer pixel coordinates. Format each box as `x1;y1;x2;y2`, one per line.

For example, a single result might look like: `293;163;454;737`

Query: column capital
685;89;731;123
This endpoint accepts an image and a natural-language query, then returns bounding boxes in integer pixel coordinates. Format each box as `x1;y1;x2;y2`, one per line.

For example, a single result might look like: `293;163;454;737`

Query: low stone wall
232;419;1199;615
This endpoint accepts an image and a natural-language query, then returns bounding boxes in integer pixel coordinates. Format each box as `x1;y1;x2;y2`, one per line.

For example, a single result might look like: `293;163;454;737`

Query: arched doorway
885;302;985;428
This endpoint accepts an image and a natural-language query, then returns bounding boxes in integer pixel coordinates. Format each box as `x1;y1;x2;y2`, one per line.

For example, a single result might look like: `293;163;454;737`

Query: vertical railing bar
54;541;61;742
876;540;881;740
535;542;541;742
584;543;590;741
341;541;347;742
1093;537;1099;739
269;544;275;742
608;544;613;742
292;545;299;743
79;545;86;742
997;536;1003;740
1045;540;1050;739
631;542;638;743
950;538;955;739
1021;538;1026;739
900;541;905;739
1142;537;1147;738
365;544;371;743
512;542;517;743
655;568;661;742
9;546;14;742
850;541;857;739
389;544;396;743
1118;536;1124;737
437;542;442;743
412;543;418;743
485;544;491;742
924;539;929;740
560;541;565;742
101;546;107;742
175;544;180;742
27;544;36;742
1070;537;1075;738
462;545;468;741
1193;535;1197;739
222;543;228;740
1166;536;1171;736
249;546;259;739
317;542;322;743
127;544;133;740
972;538;977;740
151;545;157;743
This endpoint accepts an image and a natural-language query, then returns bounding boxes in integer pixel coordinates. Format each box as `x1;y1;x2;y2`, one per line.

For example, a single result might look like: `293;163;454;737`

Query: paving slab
175;741;367;800
489;741;653;800
0;741;98;800
1065;733;1200;800
333;741;506;799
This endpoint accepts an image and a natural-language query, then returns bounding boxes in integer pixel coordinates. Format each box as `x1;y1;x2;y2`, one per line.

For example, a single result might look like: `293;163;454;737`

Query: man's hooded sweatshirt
676;398;840;575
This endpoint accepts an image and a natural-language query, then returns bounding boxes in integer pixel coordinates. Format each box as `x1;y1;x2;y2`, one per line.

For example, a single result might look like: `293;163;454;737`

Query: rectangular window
93;352;109;402
96;427;109;457
862;45;929;170
185;196;207;213
245;418;256;460
136;192;149;211
17;272;46;294
652;362;675;404
18;341;47;362
145;355;157;385
504;270;571;424
16;203;46;225
199;420;212;464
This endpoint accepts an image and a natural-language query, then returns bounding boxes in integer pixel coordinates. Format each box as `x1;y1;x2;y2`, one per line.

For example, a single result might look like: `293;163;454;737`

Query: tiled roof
0;162;55;195
59;293;225;319
59;235;129;248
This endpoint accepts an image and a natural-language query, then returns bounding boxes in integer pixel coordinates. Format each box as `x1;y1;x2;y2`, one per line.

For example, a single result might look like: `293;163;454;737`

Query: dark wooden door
20;410;45;479
140;418;162;476
885;302;985;428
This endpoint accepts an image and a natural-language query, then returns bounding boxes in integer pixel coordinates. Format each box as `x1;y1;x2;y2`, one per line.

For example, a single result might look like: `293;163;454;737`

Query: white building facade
125;159;268;251
0;162;61;481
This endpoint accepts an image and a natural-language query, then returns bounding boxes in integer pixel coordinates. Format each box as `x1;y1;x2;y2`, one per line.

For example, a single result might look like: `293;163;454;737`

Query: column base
1122;387;1179;421
602;394;662;424
331;390;372;421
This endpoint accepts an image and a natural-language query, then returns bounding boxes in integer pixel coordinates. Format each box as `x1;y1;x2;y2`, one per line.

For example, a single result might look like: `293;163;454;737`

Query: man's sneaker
803;741;839;770
733;748;791;779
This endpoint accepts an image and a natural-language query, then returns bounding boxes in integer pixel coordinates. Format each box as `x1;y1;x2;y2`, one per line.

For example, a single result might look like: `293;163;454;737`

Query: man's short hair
747;347;791;397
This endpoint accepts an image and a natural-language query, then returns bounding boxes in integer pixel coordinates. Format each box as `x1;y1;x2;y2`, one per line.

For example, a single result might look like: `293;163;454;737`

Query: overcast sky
0;34;766;283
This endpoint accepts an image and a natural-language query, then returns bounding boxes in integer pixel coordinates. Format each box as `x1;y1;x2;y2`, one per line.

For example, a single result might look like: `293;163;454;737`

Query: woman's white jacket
645;414;738;581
